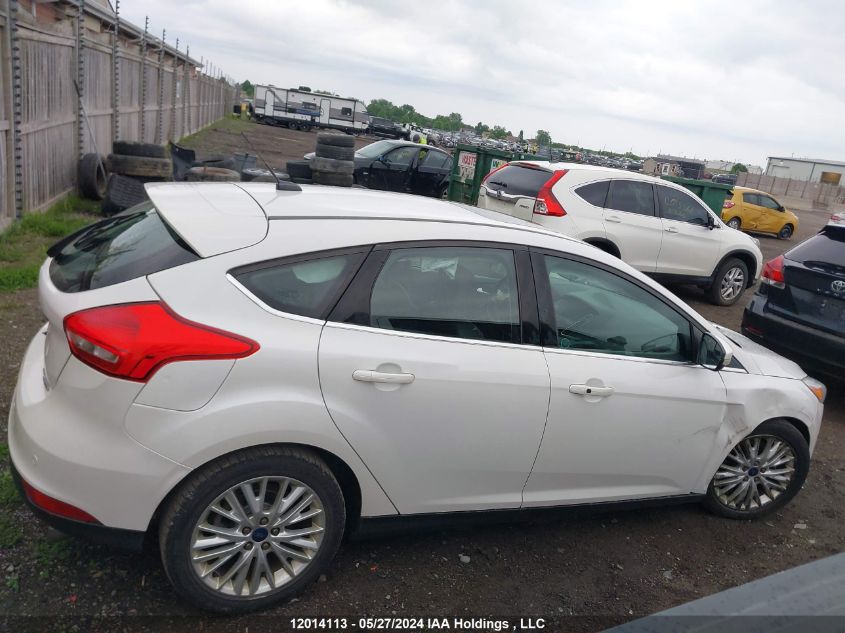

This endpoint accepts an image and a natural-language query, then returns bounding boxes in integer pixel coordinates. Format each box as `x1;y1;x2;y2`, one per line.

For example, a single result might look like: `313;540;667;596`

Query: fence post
170;38;178;141
111;0;120;144
75;0;86;159
183;45;189;136
139;16;148;142
9;0;23;218
156;29;165;144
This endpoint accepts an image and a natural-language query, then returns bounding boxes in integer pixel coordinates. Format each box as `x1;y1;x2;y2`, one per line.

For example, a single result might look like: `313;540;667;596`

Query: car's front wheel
778;224;794;240
703;420;809;520
159;446;345;613
707;257;748;306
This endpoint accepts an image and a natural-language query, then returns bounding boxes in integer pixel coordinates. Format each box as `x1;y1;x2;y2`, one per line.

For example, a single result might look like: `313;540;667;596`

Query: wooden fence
0;2;235;229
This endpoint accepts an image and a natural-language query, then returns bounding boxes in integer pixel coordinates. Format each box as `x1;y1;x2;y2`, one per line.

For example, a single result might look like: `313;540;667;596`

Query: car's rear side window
575;180;609;207
48;203;199;293
233;250;368;319
606;180;656;216
484;165;551;197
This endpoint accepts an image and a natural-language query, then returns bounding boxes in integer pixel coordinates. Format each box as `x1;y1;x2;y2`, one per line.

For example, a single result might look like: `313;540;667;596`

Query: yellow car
721;187;799;239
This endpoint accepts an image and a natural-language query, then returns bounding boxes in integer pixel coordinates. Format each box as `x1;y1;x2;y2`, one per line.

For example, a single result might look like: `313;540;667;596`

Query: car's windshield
356;140;398;158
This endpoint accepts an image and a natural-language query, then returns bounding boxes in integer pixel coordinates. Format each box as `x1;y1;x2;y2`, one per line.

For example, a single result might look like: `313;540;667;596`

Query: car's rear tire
778;224;794;240
159;446;345;614
726;217;741;230
707;257;748;306
703;420;809;520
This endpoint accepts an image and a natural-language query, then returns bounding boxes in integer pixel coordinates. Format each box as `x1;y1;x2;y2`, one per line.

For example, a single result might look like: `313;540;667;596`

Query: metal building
765;157;845;186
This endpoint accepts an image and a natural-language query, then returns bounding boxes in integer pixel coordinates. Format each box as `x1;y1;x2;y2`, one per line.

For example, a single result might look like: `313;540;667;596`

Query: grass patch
0;515;23;549
178;116;258;147
34;538;73;565
0;195;99;293
0;471;19;507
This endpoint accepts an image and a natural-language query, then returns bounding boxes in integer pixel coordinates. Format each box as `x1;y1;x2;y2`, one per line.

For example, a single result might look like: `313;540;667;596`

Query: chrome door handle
606;216;622;223
664;226;679;233
569;384;614;397
353;370;415;384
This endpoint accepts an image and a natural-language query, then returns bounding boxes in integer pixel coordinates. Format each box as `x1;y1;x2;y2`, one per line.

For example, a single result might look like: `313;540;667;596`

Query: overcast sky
121;0;844;167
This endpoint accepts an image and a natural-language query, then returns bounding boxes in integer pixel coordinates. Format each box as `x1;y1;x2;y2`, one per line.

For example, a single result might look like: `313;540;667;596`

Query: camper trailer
253;85;369;133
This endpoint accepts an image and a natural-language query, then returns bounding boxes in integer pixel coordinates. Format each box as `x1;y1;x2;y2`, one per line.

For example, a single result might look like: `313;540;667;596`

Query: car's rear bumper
8;326;190;533
9;460;145;550
742;295;845;376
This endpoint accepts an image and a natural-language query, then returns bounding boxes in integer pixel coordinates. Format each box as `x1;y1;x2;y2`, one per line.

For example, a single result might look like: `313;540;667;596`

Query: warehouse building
765;157;845;186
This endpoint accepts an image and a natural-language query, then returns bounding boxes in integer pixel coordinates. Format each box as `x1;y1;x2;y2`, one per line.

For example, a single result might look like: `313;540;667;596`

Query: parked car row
10;182;826;615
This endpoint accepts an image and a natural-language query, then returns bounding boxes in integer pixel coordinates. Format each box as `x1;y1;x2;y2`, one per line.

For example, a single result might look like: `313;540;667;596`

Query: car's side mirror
377;155;389;165
706;214;716;229
699;332;733;371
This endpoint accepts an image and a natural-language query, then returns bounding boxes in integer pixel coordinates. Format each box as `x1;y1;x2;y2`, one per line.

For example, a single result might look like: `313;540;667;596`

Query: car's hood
711;323;806;379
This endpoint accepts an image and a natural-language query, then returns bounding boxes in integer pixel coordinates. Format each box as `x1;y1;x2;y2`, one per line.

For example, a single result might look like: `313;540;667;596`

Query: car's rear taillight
22;479;99;523
723;200;735;209
761;255;786;289
63;301;259;382
533;169;569;217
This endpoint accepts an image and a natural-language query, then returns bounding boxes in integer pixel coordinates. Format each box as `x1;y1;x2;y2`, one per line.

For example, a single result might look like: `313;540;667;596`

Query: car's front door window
656;185;710;226
540;254;693;362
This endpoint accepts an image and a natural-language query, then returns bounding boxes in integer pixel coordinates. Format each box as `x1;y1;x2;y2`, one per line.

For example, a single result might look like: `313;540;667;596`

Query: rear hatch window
484;164;551;197
770;227;845;333
49;202;199;293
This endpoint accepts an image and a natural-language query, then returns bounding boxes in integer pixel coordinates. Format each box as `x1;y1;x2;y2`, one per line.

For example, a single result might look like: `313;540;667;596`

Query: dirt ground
178;117;376;172
0;130;843;631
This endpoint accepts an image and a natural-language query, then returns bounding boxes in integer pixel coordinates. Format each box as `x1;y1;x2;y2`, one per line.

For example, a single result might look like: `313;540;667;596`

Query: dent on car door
317;243;550;514
523;252;728;506
755;195;783;232
740;193;764;228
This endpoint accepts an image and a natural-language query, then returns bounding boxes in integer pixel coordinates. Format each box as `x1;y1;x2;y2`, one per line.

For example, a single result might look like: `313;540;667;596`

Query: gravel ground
0;154;842;632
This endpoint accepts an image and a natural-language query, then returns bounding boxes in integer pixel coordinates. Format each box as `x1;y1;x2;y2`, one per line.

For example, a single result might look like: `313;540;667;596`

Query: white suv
477;162;763;305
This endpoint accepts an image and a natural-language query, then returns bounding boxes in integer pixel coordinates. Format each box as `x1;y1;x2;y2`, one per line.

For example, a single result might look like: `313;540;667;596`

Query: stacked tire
102;141;172;216
311;134;355;187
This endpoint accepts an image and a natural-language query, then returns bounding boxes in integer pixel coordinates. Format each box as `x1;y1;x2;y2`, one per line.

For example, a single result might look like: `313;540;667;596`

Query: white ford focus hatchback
9;183;825;613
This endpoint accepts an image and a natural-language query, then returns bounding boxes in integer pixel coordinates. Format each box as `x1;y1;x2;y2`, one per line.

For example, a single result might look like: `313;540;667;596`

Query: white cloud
120;0;845;166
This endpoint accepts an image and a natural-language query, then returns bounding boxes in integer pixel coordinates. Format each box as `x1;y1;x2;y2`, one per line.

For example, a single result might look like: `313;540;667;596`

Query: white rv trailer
253;85;369;133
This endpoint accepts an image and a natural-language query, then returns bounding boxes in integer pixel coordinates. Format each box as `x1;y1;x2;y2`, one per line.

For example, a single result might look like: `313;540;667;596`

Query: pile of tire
311;133;355;187
101;141;172;216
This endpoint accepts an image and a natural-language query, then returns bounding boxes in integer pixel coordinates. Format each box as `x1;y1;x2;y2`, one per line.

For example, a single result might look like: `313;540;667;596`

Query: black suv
742;222;845;378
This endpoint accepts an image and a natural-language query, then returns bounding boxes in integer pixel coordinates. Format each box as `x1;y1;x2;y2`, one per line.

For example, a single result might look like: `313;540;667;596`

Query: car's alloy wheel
711;436;795;511
704;420;809;519
719;265;745;302
190;476;325;597
778;224;793;239
159;446;345;613
726;217;741;229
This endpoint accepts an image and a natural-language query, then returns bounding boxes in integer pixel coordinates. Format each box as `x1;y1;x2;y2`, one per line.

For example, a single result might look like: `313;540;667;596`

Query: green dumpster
447;144;543;205
661;176;734;214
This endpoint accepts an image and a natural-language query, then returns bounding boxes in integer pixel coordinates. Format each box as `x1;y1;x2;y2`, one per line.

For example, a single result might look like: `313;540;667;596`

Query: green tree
731;163;748;174
536;129;551;146
241;80;254;98
490;125;509;140
475;122;490;135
